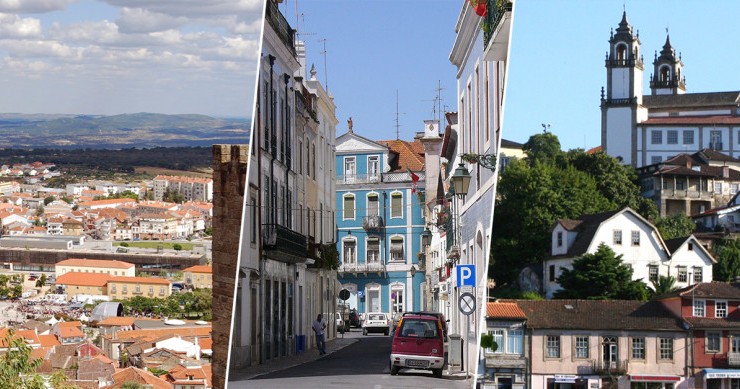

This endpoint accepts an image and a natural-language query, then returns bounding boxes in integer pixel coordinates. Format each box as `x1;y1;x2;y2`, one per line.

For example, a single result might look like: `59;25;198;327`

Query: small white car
363;312;390;336
336;313;345;333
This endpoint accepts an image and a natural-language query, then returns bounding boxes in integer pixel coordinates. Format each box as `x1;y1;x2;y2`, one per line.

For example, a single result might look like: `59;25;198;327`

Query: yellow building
55;272;111;301
182;265;212;289
55;258;136;278
107;276;171;300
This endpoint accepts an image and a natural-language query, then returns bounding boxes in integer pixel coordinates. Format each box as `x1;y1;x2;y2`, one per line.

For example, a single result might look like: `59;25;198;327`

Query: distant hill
0;112;250;148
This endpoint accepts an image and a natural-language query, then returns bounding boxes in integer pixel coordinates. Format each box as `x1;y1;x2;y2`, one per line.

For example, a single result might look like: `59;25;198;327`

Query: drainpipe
283;73;291;228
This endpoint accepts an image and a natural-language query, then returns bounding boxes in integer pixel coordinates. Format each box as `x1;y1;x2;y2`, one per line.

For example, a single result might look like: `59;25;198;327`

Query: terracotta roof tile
486;302;526;319
183;265;212;274
377;139;425;172
56;272;111;287
98;317;138;327
57;258;134;269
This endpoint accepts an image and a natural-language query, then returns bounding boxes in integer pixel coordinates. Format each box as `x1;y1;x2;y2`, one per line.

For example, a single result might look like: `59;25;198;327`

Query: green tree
714;239;740;282
43;196;56;205
121;382;146;389
0;329;45;389
554;244;649;300
655;214;697;240
172;243;183;251
650;275;680;298
35;274;47;288
35;205;44;216
522;132;562;165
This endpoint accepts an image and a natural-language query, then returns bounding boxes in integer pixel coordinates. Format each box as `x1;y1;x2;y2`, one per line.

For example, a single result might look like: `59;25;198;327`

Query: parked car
336;313;346;334
402;311;448;339
348;309;362;328
362;312;390;336
390;314;445;378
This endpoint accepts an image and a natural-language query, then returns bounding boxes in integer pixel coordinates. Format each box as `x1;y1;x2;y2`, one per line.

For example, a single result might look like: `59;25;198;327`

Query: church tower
650;34;686;95
601;11;645;166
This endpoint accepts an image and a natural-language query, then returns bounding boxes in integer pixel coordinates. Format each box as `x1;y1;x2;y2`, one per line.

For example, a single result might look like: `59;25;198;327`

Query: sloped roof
56;272;111;287
57;258;134;269
642;91;740;109
516;300;684;331
663;281;740;300
106;367;171;389
377;139;425;172
183;265;212;274
500;139;523;149
552;209;622;258
486;302;526;319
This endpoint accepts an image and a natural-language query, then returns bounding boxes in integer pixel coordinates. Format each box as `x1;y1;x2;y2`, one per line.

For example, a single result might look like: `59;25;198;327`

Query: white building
601;12;740;167
544;207;715;298
447;0;512;374
152;176;213;202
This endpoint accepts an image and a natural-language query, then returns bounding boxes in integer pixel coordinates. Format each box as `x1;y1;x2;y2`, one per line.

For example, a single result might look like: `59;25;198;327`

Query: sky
505;0;740;151
276;0;460;141
0;0;264;117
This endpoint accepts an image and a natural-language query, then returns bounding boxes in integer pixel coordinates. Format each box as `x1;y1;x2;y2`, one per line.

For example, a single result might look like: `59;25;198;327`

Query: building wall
56;265;135;278
106;281;171;300
186;271;213;289
61;284;106;300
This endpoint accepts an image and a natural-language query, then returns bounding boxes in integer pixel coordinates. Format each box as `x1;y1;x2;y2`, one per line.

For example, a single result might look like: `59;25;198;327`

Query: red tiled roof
642;115;740;125
108;367;171;389
486;302;526;319
377;139;425;172
59;326;84;339
56;272;111;287
57;258;134;269
183;265;212;274
98;317;137;327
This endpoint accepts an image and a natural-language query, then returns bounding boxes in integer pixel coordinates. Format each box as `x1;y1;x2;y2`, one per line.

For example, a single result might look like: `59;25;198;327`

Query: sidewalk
228;336;359;382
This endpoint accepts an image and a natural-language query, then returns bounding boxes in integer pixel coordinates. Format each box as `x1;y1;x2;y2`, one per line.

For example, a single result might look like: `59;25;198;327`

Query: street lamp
451;163;471;200
410;265;416;277
421;227;432;248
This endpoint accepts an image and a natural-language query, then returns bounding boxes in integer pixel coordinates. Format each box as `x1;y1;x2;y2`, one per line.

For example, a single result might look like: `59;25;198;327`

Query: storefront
703;369;740;389
545;375;595;389
628;375;681;389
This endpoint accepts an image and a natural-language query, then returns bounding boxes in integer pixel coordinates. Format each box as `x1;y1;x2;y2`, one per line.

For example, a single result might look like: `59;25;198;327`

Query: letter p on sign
456;264;476;287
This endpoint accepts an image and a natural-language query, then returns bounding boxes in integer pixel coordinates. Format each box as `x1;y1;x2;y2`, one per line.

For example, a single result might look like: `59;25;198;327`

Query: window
706;332;721;353
549;265;556;282
575;336;589;359
659;338;673;360
649;265;659;282
507;329;523;355
367;193;380;216
491;329;504;354
631;230;640;246
677;266;687;283
343;194;355;220
651;156;663;165
556;231;563;247
631;337;645;360
715;182;723;194
122;285;128;294
667;130;678;144
546;335;560;358
390;192;403;218
390;237;404;262
344;157;356;182
148;286;153;294
651;131;663;144
613;230;622;245
693;299;706;317
368;156;379;181
390;284;404;313
694;267;703;283
343;240;356;264
716;301;728;318
367;239;380;264
250;195;257;244
710;130;722;150
683;130;694;144
676;179;685;190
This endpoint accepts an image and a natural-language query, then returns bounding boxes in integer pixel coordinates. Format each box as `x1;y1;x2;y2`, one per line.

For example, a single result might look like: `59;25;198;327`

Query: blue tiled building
335;127;427;316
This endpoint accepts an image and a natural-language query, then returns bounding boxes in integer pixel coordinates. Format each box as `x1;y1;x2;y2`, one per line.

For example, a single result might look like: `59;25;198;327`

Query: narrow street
230;329;471;389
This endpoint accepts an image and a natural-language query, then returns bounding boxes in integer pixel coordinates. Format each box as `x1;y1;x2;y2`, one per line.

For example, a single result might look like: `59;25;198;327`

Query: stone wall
211;144;248;389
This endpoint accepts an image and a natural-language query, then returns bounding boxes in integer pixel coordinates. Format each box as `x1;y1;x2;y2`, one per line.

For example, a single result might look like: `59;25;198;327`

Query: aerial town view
0;0;261;388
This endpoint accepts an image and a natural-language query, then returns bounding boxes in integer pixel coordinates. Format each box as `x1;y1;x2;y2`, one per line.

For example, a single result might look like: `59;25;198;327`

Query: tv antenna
394;90;406;140
318;38;329;92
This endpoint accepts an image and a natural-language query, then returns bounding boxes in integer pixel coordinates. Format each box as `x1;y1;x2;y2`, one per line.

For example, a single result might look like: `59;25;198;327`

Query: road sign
357;291;364;298
458;292;476;316
339;289;350;301
456;264;476;287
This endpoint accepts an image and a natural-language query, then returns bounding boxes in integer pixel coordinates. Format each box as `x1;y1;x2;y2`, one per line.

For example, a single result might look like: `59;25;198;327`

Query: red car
389;314;445;378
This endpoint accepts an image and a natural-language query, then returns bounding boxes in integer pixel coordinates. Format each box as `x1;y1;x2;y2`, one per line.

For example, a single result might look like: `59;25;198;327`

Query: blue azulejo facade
334;129;427;315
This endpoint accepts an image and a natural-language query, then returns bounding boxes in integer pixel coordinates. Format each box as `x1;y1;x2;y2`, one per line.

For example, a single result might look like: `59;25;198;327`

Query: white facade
544;208;714;298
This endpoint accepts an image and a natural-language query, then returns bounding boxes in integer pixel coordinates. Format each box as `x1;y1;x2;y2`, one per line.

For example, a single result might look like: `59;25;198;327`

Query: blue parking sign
456;264;476;287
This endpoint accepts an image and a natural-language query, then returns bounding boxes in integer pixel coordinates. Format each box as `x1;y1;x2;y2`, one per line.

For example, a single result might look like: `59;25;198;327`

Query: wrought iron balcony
482;0;512;60
337;172;425;185
591;359;628;376
650;78;686;90
262;223;308;263
338;261;386;275
606;57;644;69
362;215;384;231
266;0;295;56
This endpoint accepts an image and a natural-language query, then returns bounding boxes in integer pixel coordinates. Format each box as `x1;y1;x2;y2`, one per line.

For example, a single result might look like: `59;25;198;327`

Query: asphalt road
236;331;471;389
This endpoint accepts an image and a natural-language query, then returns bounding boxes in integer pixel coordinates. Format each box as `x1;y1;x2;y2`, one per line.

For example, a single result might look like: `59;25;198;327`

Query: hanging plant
416;190;425;204
436;206;451;228
469;0;487;17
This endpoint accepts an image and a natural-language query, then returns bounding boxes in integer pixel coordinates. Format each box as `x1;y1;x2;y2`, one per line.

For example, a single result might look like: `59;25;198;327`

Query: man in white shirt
312;313;327;355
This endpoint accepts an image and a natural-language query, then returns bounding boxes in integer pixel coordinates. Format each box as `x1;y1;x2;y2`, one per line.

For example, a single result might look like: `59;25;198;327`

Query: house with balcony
335;127;426;315
544;207;715;298
518;299;688;389
638;150;740;216
657;282;740;388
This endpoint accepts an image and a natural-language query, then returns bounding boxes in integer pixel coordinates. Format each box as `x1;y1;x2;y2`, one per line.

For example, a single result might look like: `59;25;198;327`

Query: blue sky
278;0;460;141
0;0;264;117
505;0;740;150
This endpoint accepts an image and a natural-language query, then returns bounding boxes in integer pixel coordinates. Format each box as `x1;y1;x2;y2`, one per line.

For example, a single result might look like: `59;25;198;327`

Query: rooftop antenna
318;38;329;92
394;90;406;140
435;80;445;124
541;123;551;133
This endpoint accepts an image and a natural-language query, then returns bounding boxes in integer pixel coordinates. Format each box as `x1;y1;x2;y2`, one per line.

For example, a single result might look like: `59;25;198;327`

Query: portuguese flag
407;167;419;194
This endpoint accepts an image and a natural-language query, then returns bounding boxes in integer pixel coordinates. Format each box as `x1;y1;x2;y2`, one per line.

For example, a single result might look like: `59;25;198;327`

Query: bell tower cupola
650;33;686;95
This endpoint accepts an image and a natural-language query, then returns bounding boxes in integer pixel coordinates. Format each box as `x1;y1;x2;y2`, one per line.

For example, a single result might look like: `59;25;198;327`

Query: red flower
470;0;487;17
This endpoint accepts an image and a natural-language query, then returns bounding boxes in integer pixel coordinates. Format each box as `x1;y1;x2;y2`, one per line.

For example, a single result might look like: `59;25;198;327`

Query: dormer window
556;231;563;247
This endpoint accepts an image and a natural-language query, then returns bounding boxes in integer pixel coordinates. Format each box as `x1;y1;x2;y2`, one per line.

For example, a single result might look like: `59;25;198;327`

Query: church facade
600;12;740;168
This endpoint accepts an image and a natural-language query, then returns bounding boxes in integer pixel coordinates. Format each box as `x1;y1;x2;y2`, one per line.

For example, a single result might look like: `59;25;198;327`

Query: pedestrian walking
312;313;327;355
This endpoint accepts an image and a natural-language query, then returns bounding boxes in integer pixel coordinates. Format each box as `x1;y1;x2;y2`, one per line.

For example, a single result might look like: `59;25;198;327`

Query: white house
544;207;715;298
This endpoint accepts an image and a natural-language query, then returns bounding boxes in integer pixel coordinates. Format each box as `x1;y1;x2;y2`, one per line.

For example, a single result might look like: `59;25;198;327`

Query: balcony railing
650;78;686;90
266;0;295;56
339;261;386;274
362;215;384;230
658;189;714;200
263;223;308;262
482;0;513;48
729;353;740;367
591;359;628;376
710;142;724;150
337;172;426;185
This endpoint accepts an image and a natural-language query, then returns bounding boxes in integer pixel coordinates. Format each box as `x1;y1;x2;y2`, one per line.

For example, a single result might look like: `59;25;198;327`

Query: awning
629;375;681;382
390;241;404;254
704;369;740;379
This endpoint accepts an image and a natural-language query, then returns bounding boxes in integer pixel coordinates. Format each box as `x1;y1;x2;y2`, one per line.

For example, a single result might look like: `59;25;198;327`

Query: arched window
390;283;405;313
342;238;357;265
660;66;670;83
390;236;405;262
616;44;627;62
367;192;379;216
390;191;403;218
343;193;355;220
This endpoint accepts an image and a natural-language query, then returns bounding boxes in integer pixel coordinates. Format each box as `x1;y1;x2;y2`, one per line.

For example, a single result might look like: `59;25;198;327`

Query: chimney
686;159;692;169
724;166;730;178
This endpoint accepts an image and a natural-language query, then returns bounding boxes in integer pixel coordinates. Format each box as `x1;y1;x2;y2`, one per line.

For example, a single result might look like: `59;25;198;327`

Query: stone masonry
211;144;247;389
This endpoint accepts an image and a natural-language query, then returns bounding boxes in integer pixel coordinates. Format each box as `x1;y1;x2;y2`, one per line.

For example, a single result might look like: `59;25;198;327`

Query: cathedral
600;12;740;167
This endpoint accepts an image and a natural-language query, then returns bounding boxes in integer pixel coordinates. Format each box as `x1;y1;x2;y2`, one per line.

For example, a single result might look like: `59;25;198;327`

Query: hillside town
0;163;215;388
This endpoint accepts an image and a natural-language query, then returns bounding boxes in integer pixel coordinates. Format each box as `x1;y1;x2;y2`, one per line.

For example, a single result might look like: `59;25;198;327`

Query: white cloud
0;0;75;13
0;13;43;39
116;7;187;34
